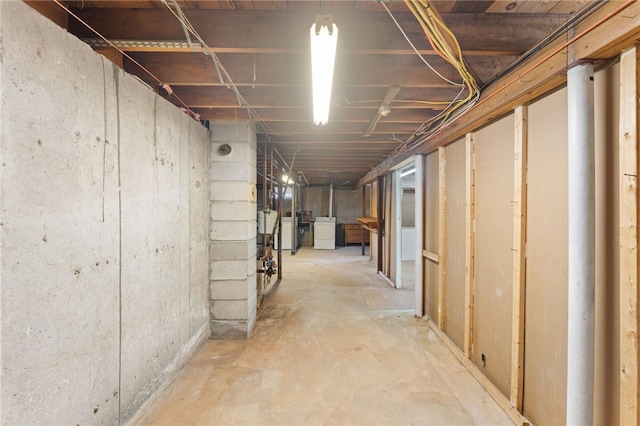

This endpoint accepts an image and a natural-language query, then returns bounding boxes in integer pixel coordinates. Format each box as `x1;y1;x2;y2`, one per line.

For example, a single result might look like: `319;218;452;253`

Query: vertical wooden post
277;181;283;280
510;105;528;411
464;133;476;359
619;45;639;426
415;156;425;318
385;174;393;276
395;170;403;288
438;147;447;328
361;186;367;256
377;176;384;273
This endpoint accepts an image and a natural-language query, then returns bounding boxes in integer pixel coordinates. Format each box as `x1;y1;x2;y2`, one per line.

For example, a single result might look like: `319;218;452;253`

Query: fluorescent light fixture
363;85;400;137
310;15;338;125
82;38;202;52
401;168;415;177
282;174;294;184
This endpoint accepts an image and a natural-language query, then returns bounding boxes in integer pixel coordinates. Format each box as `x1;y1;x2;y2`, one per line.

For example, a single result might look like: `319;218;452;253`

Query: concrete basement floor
134;246;513;425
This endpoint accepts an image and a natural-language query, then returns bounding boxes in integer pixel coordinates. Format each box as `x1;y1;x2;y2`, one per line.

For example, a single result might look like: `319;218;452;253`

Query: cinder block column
209;121;257;339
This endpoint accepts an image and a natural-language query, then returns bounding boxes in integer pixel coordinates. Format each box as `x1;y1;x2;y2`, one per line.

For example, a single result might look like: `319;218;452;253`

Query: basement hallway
133;246;513;425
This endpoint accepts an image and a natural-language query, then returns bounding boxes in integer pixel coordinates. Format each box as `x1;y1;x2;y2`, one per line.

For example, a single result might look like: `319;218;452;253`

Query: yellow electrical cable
400;0;481;138
404;1;450;64
412;0;458;66
408;0;477;96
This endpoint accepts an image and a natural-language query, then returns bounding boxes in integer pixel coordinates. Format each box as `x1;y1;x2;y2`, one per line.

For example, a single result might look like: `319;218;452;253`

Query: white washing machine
314;217;336;250
281;217;298;250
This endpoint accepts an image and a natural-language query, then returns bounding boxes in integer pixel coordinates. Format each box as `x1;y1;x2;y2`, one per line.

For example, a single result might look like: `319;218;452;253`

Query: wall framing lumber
569;1;640;63
510;105;528;411
464;133;476;358
385;174;393;276
423;250;440;264
438;147;447;328
362;186;367;256
619;44;640;426
427;319;531;426
377;176;384;272
415;155;425;318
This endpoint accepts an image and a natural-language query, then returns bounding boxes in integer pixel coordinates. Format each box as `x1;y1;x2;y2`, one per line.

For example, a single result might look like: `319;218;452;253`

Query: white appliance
281;217;298;250
258;209;277;234
314;217;336;250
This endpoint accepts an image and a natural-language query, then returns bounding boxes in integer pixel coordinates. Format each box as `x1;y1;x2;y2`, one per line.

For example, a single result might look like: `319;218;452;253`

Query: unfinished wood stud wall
408;25;640;426
510;105;528;411
619;44;639;426
385;175;392;276
376;176;384;272
438;147;447;328
464;133;476;358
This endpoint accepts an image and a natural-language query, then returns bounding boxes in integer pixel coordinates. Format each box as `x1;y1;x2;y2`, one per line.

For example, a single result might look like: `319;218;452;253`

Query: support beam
438;147;447;328
510;105;528;411
25;1;68;28
209;122;258;339
395;170;403;288
566;63;595;425
415;155;425;318
68;9;566;56
385;174;393;277
362;186;367;256
464;133;476;358
619;45;640;426
377;176;384;273
277;182;283;281
291;182;296;255
95;48;124;68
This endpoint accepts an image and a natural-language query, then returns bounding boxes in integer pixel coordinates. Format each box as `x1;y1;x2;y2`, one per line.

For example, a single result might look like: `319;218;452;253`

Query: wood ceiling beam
291;161;377;164
67;9;567;54
273;149;397;155
98;44;520;56
257;152;387;158
25;1;69;28
269;134;403;143
122;53;517;87
262;121;418;135
193;107;436;123
291;164;380;169
358;0;640;186
295;165;375;170
162;86;467;109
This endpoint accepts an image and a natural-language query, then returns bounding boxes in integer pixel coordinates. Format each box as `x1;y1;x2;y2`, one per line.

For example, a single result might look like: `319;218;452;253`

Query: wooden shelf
356;217;378;231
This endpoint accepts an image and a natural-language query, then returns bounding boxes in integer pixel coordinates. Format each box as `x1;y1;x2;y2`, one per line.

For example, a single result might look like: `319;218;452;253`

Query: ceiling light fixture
310;15;339;125
82;38;203;52
401;167;415;177
363;85;400;137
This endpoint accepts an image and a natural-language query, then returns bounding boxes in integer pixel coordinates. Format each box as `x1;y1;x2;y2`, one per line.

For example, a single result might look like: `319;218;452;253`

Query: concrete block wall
209;122;258;339
0;3;209;424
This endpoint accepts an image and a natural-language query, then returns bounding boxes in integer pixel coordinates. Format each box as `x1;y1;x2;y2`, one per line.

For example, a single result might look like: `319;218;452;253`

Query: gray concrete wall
209;122;257;339
0;3;210;424
335;188;363;224
303;186;361;224
305;186;330;218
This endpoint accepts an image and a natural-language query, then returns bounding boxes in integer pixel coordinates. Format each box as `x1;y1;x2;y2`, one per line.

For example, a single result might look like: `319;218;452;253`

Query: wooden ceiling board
47;0;591;185
68;9;565;53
